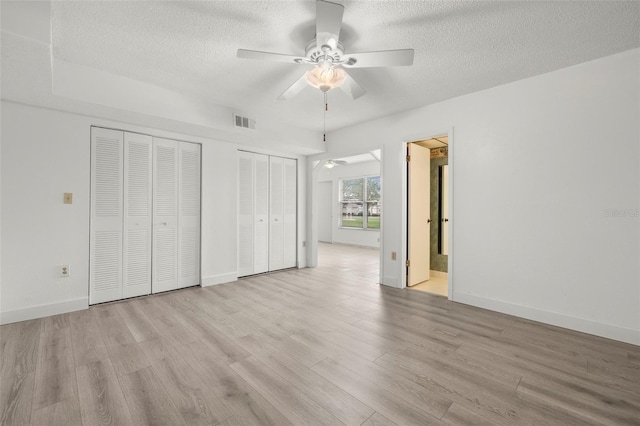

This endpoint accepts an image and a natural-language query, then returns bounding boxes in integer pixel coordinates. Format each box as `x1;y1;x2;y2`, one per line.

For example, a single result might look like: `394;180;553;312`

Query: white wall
316;160;381;248
311;49;640;345
0;101;307;323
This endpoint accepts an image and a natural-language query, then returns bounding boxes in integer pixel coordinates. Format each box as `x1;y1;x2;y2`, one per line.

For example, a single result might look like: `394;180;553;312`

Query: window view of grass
340;176;381;229
367;216;380;229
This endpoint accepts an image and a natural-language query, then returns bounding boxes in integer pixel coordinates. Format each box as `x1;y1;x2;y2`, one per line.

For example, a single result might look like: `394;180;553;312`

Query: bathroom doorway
406;136;449;296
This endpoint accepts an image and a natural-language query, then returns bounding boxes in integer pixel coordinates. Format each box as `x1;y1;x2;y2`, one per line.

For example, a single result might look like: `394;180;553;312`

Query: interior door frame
401;128;454;300
308;147;384;286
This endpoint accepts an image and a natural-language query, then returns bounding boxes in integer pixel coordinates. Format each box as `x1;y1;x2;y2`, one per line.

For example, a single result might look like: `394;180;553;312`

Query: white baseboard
1;297;88;325
201;272;238;287
430;270;448;280
453;292;640;346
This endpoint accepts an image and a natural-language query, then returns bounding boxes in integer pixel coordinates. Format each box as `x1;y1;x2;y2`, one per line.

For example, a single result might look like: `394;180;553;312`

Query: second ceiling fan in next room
237;0;415;100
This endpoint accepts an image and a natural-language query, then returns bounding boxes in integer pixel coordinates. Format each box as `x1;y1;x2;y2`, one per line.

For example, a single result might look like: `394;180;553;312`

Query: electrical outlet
63;193;73;204
60;265;70;277
391;251;397;260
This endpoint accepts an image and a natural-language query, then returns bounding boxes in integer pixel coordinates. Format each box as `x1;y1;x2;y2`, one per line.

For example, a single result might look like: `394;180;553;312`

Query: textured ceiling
3;1;640;145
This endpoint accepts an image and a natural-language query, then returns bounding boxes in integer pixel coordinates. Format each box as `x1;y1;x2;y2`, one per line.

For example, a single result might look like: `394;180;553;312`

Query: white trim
454;292;640;346
0;297;88;325
201;272;238;287
446;127;454;301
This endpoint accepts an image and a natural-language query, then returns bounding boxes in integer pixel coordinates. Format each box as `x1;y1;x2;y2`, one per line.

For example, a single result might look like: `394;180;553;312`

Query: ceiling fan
237;0;414;100
323;159;348;168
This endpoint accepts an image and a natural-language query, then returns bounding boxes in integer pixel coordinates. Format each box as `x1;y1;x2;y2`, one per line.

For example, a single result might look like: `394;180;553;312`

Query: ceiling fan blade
342;49;415;68
333;160;348;165
316;0;344;51
339;72;366;100
237;49;304;64
278;73;309;100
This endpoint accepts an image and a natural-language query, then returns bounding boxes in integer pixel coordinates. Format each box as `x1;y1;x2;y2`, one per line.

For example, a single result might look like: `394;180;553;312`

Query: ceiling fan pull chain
323;92;327;142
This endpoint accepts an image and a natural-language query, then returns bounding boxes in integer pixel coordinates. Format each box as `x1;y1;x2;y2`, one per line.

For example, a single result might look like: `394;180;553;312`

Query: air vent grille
233;114;256;130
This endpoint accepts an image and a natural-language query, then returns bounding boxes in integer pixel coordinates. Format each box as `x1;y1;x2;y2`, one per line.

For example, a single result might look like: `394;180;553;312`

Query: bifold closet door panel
283;158;297;269
90;127;124;304
238;151;255;277
123;132;152;298
253;153;269;274
238;151;269;277
178;142;201;289
269;156;285;271
152;138;179;293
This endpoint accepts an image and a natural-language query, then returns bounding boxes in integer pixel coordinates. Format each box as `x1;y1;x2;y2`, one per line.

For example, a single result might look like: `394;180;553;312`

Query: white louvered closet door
238;151;255;277
178;142;201;288
282;158;297;269
90;128;124;304
269;156;285;271
123;132;152;298
152;138;178;293
254;153;270;274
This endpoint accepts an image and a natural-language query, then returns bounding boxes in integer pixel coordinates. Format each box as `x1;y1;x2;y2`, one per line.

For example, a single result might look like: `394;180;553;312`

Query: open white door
407;143;431;286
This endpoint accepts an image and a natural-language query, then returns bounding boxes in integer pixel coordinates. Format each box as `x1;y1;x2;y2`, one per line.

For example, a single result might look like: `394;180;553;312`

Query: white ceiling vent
233;114;256;130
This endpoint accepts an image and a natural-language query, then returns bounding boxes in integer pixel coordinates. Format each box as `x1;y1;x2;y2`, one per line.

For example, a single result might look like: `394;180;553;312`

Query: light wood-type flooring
2;243;639;425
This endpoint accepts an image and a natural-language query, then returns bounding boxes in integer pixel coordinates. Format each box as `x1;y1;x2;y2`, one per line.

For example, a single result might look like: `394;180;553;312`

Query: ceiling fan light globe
305;64;346;91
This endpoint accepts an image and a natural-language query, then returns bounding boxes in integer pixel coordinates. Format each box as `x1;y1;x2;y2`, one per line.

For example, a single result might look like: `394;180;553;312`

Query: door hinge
406;155;411;162
406;259;410;267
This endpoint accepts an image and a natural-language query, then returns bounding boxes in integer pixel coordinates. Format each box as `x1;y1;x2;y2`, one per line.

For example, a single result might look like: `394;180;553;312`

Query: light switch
64;193;73;204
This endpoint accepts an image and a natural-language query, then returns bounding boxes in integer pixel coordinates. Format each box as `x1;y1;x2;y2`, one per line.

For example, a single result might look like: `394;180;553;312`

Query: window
340;176;381;229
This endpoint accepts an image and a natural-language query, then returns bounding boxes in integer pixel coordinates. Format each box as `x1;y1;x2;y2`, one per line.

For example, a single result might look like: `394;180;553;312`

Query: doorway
406;136;449;296
312;150;382;284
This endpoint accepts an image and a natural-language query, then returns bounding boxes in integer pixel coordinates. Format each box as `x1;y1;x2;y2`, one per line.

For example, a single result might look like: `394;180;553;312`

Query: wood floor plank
76;358;134;426
237;334;374;426
32;327;77;410
149;348;231;425
375;349;594;426
311;357;446;425
172;307;251;364
69;309;109;367
0;319;41;379
244;326;326;368
30;396;81;426
440;403;496;426
115;300;162;343
118;366;185;426
107;340;151;377
517;376;640;425
92;305;137;349
134;296;199;347
41;313;71;332
361;412;399;426
230;356;345;426
0;372;35;426
180;341;293;426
